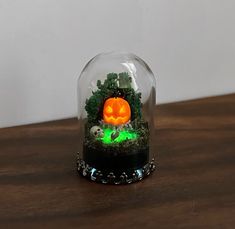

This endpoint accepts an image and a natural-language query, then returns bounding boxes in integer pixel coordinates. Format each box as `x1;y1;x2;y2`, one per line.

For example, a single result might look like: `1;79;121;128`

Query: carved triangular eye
119;105;126;115
105;106;113;114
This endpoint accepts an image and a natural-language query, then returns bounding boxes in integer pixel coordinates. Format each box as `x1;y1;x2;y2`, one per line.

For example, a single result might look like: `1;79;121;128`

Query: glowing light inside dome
98;128;138;144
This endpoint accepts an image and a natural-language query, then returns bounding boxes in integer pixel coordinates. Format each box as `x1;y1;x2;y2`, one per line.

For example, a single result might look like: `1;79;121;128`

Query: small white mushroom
90;126;104;138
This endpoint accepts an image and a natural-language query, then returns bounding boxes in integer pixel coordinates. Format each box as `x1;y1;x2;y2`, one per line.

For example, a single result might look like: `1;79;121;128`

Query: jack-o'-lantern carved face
103;97;131;125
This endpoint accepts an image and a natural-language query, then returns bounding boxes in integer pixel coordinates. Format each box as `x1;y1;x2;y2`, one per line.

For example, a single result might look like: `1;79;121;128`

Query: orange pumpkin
103;97;131;125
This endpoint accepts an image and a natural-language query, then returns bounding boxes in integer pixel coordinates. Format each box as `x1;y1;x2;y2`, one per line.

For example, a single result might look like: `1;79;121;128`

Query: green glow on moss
98;128;138;144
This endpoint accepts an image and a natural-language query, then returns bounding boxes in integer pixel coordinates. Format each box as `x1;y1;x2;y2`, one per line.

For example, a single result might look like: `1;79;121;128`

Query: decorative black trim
76;152;156;184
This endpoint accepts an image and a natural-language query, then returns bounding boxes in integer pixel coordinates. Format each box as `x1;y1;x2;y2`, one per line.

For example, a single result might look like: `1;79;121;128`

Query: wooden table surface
0;94;235;228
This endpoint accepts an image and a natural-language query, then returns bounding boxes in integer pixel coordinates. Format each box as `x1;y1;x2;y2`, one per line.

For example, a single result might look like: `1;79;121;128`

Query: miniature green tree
118;72;132;88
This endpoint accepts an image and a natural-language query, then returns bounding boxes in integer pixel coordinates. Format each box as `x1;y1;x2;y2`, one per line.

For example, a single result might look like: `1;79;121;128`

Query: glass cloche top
77;51;156;184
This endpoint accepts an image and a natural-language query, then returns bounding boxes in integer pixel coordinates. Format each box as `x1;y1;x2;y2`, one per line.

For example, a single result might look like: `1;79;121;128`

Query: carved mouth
103;114;130;125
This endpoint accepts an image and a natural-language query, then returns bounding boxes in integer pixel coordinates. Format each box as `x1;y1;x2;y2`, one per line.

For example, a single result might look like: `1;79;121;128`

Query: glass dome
77;51;156;184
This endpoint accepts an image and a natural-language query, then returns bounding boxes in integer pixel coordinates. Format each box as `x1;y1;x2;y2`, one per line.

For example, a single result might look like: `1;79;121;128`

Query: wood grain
0;94;235;228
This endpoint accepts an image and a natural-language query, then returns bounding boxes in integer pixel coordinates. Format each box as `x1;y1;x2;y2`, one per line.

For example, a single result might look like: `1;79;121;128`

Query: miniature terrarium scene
77;52;156;184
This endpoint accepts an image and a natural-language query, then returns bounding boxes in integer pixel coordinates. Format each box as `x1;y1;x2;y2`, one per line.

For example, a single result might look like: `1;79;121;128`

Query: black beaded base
76;152;156;184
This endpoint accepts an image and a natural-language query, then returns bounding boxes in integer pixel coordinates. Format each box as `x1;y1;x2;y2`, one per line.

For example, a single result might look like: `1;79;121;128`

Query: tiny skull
90;126;104;138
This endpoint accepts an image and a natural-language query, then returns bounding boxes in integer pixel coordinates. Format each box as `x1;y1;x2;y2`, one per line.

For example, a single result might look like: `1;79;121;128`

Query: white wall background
0;0;235;128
